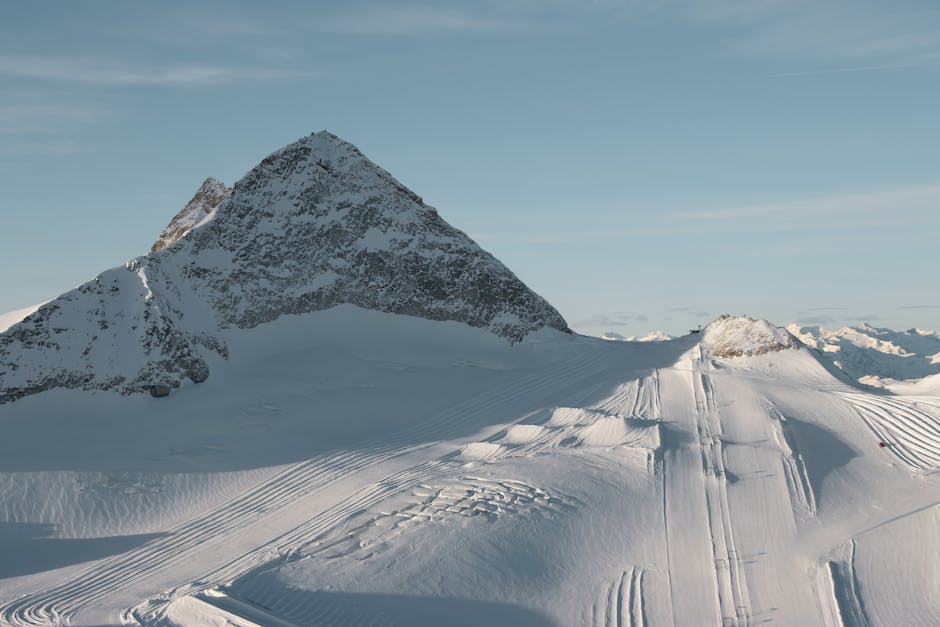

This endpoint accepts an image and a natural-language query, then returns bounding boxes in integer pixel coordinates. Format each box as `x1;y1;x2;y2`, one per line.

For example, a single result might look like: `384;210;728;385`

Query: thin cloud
667;0;940;68
0;104;102;134
573;313;649;329
664;183;940;223
796;315;840;326
770;58;940;77
897;304;940;310
800;307;849;312
0;139;82;156
669;305;710;317
313;5;525;35
0;56;313;85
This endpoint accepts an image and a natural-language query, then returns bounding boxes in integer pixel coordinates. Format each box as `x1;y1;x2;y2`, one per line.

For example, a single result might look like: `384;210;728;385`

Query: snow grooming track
837;392;940;470
767;404;817;520
592;567;646;627
205;478;567;626
0;344;613;627
821;541;871;627
692;346;751;627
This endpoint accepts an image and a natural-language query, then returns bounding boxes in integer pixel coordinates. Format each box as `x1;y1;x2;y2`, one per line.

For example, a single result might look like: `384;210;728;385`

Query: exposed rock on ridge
0;131;570;403
152;177;231;252
705;315;798;358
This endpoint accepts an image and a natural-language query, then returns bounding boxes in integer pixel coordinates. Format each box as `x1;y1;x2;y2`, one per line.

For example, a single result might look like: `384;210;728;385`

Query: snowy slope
0;131;568;404
1;310;939;627
788;322;940;385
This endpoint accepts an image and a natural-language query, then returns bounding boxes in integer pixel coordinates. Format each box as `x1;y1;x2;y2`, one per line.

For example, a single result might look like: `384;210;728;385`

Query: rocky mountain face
151;177;231;252
0;131;570;403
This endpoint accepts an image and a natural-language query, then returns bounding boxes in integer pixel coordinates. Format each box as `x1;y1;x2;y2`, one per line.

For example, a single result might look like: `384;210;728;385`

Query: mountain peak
180;131;569;338
1;132;569;402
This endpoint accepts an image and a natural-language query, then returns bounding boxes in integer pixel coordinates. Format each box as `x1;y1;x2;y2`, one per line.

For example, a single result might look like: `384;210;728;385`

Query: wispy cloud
0;138;82;157
664;183;940;223
898;304;940;310
800;307;849;313
670;305;710;317
474;182;940;246
573;312;649;329
0;104;102;134
769;58;940;77
0;56;313;85
660;0;940;67
313;4;525;35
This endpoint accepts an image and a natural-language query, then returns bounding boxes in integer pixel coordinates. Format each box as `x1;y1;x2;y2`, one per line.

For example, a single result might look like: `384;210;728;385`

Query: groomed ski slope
1;308;939;626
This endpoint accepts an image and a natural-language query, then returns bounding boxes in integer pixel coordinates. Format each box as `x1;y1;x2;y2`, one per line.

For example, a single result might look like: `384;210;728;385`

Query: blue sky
1;1;938;337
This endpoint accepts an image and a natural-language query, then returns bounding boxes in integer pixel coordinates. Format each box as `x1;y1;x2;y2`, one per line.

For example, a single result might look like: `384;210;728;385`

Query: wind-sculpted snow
0;131;568;403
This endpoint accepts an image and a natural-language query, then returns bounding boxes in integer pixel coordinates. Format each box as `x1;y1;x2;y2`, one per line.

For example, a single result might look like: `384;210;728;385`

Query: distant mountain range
788;322;940;385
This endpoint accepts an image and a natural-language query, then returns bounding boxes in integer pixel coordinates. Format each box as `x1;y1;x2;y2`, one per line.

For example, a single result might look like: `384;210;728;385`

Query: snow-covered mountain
2;133;939;626
788;322;940;385
0;131;568;404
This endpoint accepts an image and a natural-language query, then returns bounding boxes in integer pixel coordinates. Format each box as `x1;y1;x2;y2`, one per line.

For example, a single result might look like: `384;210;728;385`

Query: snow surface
788;322;940;386
2;306;939;627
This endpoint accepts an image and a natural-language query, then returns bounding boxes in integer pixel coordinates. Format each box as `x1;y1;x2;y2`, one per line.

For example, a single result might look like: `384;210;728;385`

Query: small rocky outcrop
152;177;231;252
704;315;798;358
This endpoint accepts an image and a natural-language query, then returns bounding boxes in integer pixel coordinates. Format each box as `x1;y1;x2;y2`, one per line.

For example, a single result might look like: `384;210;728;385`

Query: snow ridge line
0;346;612;627
693;346;751;627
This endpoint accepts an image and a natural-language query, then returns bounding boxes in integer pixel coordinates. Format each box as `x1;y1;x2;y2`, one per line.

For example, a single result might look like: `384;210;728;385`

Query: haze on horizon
1;0;938;337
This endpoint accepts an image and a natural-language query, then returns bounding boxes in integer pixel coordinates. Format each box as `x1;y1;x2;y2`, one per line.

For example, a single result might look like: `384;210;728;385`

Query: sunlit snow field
2;307;939;626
